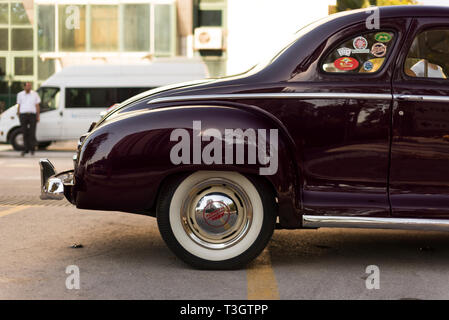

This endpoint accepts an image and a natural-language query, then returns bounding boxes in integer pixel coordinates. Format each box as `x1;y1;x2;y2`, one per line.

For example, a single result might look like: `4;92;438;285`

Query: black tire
156;171;277;270
37;142;52;150
9;128;24;151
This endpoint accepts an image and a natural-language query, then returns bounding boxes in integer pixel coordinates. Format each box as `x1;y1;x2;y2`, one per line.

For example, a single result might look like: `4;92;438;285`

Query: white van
0;59;208;150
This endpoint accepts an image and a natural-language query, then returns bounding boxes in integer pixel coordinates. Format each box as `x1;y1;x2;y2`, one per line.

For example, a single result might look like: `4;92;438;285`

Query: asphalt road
1;142;449;300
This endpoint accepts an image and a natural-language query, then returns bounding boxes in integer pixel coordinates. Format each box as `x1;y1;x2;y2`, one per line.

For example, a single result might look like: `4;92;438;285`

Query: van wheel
9;128;24;151
156;171;276;270
37;142;52;150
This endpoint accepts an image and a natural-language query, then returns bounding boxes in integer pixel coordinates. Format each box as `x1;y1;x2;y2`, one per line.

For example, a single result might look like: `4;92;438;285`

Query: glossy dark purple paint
70;6;449;227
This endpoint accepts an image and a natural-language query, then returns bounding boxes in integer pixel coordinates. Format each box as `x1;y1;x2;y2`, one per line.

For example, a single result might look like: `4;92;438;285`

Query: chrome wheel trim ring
180;178;253;250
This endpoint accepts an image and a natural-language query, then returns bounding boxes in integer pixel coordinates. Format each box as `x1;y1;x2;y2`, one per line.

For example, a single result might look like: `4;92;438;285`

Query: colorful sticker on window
375;32;392;43
363;61;374;71
334;57;359;71
353;36;368;50
371;43;387;57
352;48;370;54
337;47;352;57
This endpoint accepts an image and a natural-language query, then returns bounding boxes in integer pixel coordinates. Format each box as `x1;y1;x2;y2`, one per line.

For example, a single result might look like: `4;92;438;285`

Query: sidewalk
0;145;11;152
0;140;77;158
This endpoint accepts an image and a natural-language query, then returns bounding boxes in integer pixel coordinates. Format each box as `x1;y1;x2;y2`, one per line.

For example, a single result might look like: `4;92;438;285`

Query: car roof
41;58;209;88
310;5;449;32
260;5;449;80
378;5;449;17
333;5;449;20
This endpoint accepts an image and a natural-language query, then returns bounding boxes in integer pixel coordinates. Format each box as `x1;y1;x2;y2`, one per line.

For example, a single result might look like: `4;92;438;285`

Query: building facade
0;0;177;109
0;0;334;109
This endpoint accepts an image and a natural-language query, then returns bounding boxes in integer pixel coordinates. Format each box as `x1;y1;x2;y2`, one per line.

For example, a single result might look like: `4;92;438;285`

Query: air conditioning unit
194;27;223;50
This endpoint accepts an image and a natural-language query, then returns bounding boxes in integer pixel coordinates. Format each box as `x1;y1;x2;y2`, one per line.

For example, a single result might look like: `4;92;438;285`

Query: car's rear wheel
156;171;276;269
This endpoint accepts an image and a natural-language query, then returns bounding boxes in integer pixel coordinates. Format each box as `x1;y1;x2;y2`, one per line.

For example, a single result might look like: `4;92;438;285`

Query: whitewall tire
156;171;276;269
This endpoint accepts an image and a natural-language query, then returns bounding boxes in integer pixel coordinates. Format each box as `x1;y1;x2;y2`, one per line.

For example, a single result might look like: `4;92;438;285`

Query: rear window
66;87;153;108
322;31;395;74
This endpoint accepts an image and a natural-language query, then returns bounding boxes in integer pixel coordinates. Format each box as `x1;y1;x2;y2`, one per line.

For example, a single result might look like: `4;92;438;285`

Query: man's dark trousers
19;113;37;153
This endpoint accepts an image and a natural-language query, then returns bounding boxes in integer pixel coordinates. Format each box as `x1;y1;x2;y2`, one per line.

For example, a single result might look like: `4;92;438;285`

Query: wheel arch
76;103;302;227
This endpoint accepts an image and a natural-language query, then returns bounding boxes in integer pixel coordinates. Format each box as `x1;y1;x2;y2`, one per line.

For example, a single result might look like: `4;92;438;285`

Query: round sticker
371;42;387;57
363;61;374;71
375;32;392;43
353;36;368;50
334;57;359;71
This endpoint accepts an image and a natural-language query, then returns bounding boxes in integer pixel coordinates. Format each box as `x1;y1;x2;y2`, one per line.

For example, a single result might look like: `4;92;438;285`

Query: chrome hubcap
180;178;253;250
16;133;24;147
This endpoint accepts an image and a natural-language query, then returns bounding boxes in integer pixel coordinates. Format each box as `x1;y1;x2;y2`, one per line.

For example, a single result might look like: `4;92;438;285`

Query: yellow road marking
247;248;280;300
0;206;31;218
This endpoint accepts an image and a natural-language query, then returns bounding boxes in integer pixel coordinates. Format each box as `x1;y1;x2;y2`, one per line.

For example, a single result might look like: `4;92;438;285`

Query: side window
404;29;449;80
38;87;60;112
322;31;395;74
117;87;154;102
66;87;154;108
66;88;117;108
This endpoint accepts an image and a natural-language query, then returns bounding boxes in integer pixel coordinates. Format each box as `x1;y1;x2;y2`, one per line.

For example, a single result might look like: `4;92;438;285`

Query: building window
0;3;8;24
154;4;173;55
0;57;6;76
0;81;7;94
38;5;55;52
11;28;33;50
59;5;86;51
14;57;33;76
11;2;30;25
198;10;222;27
123;4;150;52
11;81;31;94
0;28;7;50
91;5;118;51
54;3;175;55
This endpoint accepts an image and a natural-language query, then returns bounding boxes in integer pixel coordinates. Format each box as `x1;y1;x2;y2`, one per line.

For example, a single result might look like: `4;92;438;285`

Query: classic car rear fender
75;104;302;228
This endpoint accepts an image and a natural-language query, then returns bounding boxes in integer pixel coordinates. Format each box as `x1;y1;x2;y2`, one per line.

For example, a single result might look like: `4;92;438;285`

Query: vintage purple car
40;6;449;269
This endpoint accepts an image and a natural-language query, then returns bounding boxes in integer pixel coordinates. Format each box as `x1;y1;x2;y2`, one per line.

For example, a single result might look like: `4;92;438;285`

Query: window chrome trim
147;93;393;104
303;215;449;232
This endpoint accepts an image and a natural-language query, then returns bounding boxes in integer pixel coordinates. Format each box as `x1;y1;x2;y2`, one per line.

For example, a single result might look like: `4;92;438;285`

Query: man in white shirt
16;82;41;156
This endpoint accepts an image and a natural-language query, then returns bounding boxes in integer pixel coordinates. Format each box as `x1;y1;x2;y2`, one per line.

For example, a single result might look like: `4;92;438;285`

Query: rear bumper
39;159;75;203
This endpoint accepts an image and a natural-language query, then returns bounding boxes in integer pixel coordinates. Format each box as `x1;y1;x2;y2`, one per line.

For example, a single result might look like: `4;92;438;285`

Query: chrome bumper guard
39;159;74;200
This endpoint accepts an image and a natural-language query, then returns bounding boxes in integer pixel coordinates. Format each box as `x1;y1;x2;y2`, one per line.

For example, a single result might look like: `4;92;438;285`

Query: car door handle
59;111;63;116
396;94;424;101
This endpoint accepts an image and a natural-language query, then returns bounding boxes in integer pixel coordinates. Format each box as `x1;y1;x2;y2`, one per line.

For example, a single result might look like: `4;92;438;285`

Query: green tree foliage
336;0;417;11
336;0;370;11
377;0;417;5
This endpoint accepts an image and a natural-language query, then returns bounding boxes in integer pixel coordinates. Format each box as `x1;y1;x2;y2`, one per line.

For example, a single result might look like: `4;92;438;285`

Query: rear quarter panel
75;104;301;227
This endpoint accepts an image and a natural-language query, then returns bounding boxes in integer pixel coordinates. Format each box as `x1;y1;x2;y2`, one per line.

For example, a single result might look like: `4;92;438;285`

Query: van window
66;87;153;108
37;87;59;112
